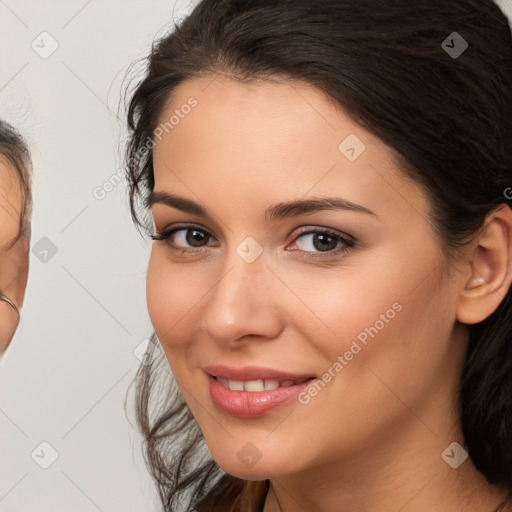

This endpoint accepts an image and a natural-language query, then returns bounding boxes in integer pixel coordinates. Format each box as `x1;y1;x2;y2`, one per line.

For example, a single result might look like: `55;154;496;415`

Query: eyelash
151;223;356;260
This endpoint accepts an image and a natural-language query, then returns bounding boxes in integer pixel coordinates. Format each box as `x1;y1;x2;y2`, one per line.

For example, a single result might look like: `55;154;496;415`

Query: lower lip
207;374;314;418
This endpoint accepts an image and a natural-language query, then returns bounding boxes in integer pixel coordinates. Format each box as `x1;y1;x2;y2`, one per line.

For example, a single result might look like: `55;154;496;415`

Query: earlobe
457;205;512;325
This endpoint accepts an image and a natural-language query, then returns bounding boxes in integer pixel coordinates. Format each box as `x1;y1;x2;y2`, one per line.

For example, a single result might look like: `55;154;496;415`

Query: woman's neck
261;415;509;512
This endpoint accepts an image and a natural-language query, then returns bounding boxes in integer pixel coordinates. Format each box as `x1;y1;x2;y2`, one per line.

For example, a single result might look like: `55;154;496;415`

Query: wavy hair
124;1;512;510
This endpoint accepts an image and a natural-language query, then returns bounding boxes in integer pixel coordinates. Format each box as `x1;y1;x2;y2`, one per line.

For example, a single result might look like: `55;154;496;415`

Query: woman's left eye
151;225;355;257
289;228;355;257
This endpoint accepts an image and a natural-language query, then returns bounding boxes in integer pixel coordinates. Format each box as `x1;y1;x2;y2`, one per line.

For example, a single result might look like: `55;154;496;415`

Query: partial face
147;76;465;479
0;158;28;352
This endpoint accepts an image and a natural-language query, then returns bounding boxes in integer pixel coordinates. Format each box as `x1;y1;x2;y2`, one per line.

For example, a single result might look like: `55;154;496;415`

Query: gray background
0;0;511;511
0;1;196;511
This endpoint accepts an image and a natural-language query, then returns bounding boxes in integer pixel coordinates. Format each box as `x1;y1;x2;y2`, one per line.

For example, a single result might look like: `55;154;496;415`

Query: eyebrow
147;191;377;220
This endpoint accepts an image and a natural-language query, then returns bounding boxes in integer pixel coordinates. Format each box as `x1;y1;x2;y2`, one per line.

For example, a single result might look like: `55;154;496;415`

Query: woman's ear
457;204;512;325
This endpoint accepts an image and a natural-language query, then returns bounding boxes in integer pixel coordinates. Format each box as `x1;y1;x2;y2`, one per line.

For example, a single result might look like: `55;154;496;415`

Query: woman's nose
201;254;284;347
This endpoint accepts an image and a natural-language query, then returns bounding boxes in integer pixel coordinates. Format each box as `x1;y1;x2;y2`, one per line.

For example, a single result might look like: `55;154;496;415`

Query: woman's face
147;76;468;479
0;158;28;352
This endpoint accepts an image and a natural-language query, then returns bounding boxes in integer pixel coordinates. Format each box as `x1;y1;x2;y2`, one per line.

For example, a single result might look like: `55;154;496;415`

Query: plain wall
0;1;196;511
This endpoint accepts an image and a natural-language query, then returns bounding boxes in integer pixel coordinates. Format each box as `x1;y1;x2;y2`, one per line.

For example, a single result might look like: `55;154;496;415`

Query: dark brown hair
0;119;32;249
124;1;512;510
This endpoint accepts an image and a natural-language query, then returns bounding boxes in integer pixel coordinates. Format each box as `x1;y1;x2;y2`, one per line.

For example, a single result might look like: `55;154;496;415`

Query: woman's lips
203;364;315;382
204;365;316;418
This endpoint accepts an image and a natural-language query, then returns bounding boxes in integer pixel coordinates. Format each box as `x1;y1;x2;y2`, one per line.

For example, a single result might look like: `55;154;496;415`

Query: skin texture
146;75;512;512
0;158;28;353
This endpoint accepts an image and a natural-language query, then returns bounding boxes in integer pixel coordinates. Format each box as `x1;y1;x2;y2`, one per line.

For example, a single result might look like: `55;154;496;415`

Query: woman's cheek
146;252;191;344
289;268;398;344
146;250;215;356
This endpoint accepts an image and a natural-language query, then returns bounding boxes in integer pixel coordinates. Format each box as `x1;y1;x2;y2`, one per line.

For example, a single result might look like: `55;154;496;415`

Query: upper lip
203;364;315;382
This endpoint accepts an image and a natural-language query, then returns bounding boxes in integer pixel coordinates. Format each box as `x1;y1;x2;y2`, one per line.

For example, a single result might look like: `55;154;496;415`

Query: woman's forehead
151;76;430;229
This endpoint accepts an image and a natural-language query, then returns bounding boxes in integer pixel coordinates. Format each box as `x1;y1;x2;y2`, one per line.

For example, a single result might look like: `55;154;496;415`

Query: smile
203;366;317;418
215;377;311;392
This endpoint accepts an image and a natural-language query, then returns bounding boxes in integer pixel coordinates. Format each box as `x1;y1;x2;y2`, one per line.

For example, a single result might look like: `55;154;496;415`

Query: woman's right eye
151;225;218;253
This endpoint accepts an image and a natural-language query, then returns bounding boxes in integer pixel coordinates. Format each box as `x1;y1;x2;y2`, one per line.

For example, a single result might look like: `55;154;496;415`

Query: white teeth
228;380;245;391
244;380;265;392
216;377;298;391
264;379;280;390
218;377;229;388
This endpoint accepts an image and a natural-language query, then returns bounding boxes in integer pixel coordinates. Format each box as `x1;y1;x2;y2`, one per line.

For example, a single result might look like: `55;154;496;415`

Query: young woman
0;119;31;353
124;1;512;510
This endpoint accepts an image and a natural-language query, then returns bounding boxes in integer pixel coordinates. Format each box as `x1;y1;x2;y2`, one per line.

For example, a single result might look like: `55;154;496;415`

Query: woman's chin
211;451;299;481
